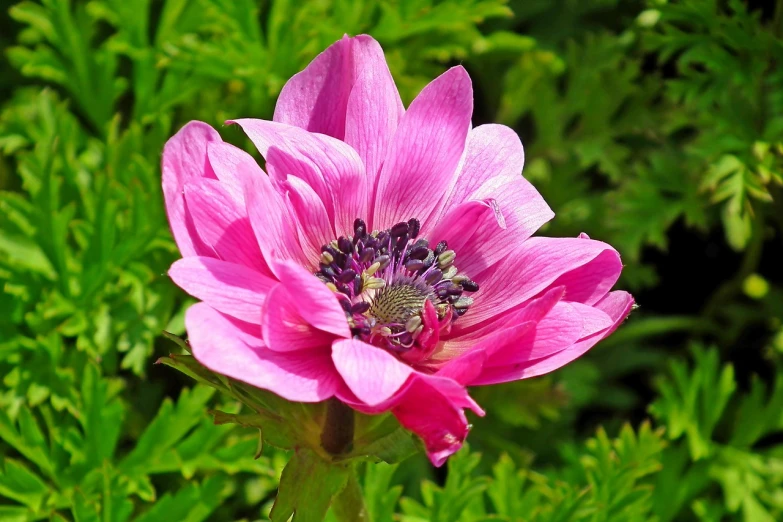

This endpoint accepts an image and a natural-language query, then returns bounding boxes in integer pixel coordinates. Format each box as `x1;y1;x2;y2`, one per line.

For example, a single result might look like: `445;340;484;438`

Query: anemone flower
163;34;633;466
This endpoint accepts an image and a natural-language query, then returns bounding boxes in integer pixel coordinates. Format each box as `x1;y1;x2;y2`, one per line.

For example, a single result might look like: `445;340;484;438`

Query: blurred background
1;0;782;520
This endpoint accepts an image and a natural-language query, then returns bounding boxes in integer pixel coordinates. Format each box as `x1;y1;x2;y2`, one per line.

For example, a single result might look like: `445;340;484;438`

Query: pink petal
262;284;336;352
186;303;339;402
435;349;487;385
343;39;404;203
283;175;334;263
543;292;634;368
444;286;565;354
243;166;309;271
331;339;414;406
428;199;506;277
206;141;265;204
372;66;473;231
273;35;353;138
471;294;631;384
547;249;623;305
184;179;271;275
594;289;635;319
569;301;615;338
469;174;553;247
272;261;351;338
229;119;367;237
476;301;585;369
162;121;221;257
463;237;623;329
168;256;275;324
436;124;524;217
274;35;402;143
338;368;483;467
426;125;553;274
391;376;480;467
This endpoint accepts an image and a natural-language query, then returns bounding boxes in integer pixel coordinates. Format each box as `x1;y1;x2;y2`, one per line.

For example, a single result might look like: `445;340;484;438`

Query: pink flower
162;35;634;466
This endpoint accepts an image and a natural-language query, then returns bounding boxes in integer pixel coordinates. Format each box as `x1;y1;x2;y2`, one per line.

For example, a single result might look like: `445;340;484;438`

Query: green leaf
80;364;123;468
362;463;402;522
119;386;215;476
399;446;489;522
134;476;230;522
0;506;34;522
157;352;230;393
0;458;49;510
211;409;297;450
0;407;54;479
269;449;350;522
650;347;736;460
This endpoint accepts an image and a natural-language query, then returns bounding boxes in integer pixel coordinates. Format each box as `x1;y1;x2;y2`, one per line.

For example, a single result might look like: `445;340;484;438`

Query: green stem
321;399;355;456
332;468;368;522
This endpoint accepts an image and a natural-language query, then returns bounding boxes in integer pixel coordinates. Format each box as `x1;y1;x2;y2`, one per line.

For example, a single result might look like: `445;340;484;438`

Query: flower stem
321;398;354;456
332;467;368;522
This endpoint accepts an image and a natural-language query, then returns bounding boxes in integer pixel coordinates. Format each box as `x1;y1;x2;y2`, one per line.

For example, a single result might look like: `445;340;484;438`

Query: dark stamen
407;245;430;260
338;237;353;254
446;283;463;296
421;251;435;270
351;301;370;314
390;222;409;237
353;218;367;237
405;259;425;271
407;218;421;238
376;255;391;270
316;216;478;357
424;269;443;285
360;247;375;262
461;280;479;292
337;269;356;284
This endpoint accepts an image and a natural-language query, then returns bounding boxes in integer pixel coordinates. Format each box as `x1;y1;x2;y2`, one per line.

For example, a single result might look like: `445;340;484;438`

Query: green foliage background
1;0;783;520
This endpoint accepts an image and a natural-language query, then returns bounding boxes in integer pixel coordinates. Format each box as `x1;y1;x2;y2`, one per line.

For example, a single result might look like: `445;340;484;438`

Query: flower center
316;218;478;361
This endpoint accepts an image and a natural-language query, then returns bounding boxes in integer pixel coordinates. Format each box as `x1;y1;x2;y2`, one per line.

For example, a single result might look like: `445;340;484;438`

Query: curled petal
470;293;632;385
169;256;275;324
206;141;265;204
332;339;413;406
162;121;221;257
274;35;353;136
262;284;336;352
186;303;340;402
333;338;483;467
547;249;623;305
243;166;309;271
283;175;335;263
442;286;565;358
391;376;483;467
436;350;487;385
229;119;367;237
464;237;623;329
272;261;351;338
184;179;270;275
275;34;402;146
428;199;506;277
